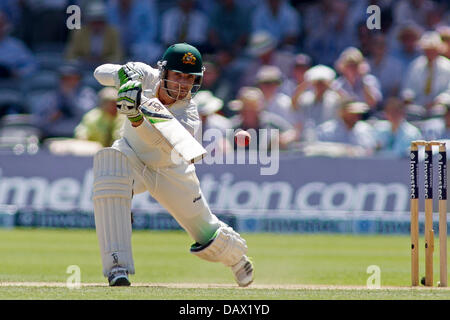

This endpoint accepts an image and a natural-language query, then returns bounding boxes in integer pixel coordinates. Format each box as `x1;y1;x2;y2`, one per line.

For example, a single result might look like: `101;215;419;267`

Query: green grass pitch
0;228;449;299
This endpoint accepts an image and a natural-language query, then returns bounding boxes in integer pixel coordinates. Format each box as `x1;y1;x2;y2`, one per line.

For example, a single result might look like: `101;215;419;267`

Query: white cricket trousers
113;138;221;244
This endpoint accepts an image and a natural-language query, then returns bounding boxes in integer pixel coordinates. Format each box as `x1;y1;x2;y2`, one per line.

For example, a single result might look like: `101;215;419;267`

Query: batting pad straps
190;224;248;267
93;176;133;199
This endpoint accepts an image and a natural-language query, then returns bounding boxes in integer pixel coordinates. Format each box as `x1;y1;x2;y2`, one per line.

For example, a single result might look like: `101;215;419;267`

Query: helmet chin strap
158;67;199;102
162;78;180;100
162;78;194;101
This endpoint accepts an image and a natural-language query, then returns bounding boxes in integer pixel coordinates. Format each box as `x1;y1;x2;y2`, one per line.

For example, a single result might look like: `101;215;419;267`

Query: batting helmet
157;43;205;100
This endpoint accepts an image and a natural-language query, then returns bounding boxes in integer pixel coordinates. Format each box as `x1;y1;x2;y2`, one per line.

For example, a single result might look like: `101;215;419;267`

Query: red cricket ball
234;130;251;147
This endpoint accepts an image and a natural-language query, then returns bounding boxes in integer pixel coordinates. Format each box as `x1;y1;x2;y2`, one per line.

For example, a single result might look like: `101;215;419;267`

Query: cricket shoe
108;267;131;286
231;255;254;287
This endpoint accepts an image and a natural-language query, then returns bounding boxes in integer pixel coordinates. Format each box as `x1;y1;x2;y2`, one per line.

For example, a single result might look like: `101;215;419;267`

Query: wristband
128;113;143;123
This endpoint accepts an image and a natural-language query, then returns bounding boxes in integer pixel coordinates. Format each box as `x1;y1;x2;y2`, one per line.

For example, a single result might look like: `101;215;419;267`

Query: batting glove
117;80;143;123
118;63;144;86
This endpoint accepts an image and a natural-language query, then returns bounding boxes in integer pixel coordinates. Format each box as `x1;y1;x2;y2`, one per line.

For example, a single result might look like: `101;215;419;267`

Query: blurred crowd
0;0;449;158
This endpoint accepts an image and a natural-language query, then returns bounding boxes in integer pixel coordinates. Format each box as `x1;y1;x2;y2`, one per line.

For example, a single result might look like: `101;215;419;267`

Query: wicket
410;140;447;287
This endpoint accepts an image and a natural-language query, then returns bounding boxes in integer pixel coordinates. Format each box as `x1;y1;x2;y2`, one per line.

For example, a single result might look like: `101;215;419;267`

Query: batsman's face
165;70;196;99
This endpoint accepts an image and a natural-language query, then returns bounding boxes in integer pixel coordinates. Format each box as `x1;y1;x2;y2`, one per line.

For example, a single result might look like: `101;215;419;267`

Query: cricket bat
138;98;206;163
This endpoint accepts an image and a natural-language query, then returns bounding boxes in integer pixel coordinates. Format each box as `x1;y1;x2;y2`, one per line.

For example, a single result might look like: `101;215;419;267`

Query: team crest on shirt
182;52;196;65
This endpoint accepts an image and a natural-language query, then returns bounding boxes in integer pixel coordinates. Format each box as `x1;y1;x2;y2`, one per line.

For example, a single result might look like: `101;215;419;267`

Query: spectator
373;97;422;158
316;101;377;156
195;0;218;16
302;0;333;37
161;0;209;53
65;1;123;68
377;3;396;50
213;49;249;116
401;89;427;122
33;64;97;138
368;33;404;99
437;26;450;59
347;0;395;40
303;0;355;66
392;22;423;72
291;65;341;142
208;0;250;55
234;0;260;12
106;0;162;64
0;11;37;79
333;47;383;111
251;0;301;50
421;92;450;140
16;0;69;49
193;90;232;154
229;86;295;150
423;1;447;31
402;31;450;111
255;65;293;123
194;90;230;134
355;20;372;58
74;87;124;147
393;0;436;27
200;58;234;108
0;0;21;28
240;31;295;88
279;53;311;96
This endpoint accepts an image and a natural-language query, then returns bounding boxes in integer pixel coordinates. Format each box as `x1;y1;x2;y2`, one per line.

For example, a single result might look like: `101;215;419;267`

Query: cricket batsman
92;43;254;287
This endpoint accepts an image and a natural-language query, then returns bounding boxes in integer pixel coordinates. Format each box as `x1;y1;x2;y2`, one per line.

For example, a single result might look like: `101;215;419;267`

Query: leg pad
93;148;135;277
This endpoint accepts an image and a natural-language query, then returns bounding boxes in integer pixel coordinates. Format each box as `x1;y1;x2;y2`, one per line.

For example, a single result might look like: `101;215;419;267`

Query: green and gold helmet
161;43;204;75
157;43;205;100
